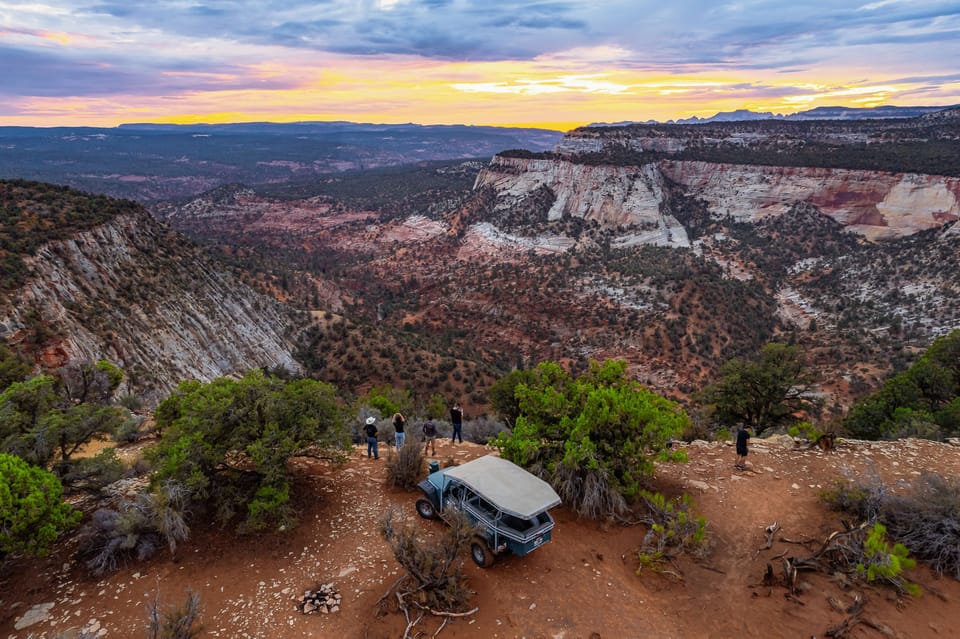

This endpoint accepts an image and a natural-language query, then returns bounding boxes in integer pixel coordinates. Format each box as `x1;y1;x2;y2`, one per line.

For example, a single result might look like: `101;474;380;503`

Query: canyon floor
4;435;960;639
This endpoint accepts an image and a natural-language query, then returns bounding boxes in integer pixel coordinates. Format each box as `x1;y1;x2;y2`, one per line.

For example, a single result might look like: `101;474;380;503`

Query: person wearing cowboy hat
363;416;379;459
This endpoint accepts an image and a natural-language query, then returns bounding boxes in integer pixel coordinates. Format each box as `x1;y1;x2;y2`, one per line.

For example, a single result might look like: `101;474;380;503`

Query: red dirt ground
3;435;960;639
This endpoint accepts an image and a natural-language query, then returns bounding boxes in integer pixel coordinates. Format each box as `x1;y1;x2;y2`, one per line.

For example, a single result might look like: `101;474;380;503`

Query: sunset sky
2;1;960;130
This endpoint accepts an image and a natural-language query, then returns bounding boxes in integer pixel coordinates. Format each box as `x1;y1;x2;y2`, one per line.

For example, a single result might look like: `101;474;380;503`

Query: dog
816;432;836;451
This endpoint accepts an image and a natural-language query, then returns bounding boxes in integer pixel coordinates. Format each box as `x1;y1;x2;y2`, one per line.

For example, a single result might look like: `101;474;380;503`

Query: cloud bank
1;0;959;126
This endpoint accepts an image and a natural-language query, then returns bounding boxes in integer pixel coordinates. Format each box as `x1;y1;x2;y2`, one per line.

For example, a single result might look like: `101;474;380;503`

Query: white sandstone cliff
477;156;960;242
0;211;304;405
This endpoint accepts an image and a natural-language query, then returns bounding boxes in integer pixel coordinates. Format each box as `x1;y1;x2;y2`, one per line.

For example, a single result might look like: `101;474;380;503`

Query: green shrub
856;523;919;596
494;360;688;519
0;453;81;557
425;393;447;420
787;421;823;443
59;448;125;491
0;342;30;391
844;329;960;440
883;472;960;580
115;415;147;444
149;371;347;533
697;342;821;436
118;393;144;413
0;363;129;486
244;483;294;533
635;490;708;575
357;385;413;420
820;471;960;581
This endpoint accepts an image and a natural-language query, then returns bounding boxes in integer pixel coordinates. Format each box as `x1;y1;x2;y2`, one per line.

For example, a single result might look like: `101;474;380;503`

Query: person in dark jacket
450;402;463;444
422;420;437;456
735;425;751;470
364;416;379;459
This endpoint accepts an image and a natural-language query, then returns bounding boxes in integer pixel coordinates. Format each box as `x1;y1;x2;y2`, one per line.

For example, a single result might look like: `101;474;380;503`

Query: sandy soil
3;435;960;639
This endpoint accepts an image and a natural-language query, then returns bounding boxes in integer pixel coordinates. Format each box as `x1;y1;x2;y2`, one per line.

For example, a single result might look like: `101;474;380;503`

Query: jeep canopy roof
443;455;561;519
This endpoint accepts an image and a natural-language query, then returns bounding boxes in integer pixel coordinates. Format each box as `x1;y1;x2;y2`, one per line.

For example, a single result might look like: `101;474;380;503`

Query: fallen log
754;521;782;558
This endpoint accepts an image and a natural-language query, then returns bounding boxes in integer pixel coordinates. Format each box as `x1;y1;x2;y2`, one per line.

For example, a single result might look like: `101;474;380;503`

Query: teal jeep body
415;455;561;567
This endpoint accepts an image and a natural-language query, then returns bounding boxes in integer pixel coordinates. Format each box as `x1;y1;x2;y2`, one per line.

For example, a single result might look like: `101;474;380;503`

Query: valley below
150;112;960;417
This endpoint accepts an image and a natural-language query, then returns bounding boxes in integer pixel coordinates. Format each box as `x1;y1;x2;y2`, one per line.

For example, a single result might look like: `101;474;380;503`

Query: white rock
686;479;712;492
14;603;55;630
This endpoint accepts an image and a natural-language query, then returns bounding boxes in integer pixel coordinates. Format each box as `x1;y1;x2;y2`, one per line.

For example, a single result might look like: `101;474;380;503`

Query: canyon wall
0;210;304;405
477;155;960;242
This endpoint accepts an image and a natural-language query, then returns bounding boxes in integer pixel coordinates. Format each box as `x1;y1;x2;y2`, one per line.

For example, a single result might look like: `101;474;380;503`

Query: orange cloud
4;51;959;130
1;26;96;47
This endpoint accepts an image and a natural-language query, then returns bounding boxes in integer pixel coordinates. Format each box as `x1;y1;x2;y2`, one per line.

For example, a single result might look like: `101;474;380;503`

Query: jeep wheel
415;498;438;520
470;540;494;568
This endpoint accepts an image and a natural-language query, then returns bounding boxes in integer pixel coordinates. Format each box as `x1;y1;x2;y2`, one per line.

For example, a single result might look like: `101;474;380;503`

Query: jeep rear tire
470;539;494;568
415;498;438;520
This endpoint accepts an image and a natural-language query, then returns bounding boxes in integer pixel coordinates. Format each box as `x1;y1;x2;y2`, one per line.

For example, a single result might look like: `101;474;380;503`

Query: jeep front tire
415;498;438;520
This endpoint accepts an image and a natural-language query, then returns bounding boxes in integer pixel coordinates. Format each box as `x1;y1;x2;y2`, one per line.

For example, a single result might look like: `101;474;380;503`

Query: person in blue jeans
364;416;379;459
450;402;463;444
392;412;406;448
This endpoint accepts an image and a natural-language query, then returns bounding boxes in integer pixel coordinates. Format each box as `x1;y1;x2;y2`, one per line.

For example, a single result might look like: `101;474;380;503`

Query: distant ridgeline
0;179;140;291
502;107;960;177
0;122;564;201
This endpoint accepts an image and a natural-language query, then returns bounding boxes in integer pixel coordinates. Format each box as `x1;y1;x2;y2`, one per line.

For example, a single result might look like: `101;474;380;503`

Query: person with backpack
422;420;437;456
363;416;379;460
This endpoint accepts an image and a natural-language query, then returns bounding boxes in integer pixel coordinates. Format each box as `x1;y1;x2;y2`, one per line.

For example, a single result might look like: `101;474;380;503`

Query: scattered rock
15;602;55;630
298;583;341;615
686;479;713;492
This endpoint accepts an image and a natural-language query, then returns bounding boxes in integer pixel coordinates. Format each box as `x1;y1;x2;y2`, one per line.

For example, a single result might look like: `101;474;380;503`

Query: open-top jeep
415;455;561;567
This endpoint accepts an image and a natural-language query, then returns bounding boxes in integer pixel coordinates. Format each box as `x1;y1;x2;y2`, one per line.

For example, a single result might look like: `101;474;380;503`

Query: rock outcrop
475;157;689;248
661;161;960;241
477;156;960;243
0;208;304;405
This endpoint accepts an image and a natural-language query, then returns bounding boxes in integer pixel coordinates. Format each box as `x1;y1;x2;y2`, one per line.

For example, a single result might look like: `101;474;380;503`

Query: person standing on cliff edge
423;420;437;456
450;402;463;444
392;412;406;448
363;417;379;460
735;424;751;470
